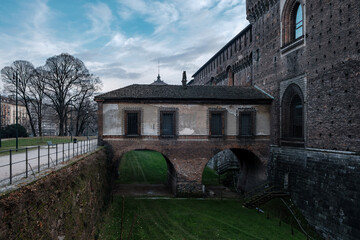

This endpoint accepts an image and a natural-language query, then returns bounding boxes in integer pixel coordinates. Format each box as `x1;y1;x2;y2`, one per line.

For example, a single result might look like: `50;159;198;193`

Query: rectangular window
160;111;175;137
125;111;140;136
210;112;224;137
239;111;255;137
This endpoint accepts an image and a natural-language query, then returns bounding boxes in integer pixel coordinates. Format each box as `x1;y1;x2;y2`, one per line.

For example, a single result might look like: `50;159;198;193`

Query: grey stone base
270;146;360;240
175;182;203;197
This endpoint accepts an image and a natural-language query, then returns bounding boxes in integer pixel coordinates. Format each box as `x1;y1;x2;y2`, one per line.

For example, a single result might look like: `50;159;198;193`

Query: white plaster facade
102;103;270;137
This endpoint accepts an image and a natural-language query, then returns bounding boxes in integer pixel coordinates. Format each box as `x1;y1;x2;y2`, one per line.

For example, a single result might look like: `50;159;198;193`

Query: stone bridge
104;137;269;196
96;83;273;196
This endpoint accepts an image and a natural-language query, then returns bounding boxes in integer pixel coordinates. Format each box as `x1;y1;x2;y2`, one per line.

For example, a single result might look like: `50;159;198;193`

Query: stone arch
202;147;267;193
104;139;270;196
281;83;304;144
110;144;177;194
282;0;304;45
230;148;267;192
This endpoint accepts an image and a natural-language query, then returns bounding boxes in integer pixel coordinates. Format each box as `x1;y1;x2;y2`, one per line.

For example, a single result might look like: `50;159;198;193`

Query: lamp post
86;111;89;140
0;94;2;148
70;107;73;142
14;72;19;150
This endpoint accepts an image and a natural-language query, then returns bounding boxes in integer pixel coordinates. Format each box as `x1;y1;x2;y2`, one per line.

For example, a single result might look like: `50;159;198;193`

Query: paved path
0;139;97;186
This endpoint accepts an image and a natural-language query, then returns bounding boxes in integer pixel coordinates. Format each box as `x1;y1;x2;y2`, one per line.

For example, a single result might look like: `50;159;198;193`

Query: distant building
0;96;28;127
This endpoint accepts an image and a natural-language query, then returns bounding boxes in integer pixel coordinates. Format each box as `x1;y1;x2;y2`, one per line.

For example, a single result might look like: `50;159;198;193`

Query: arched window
290;95;303;138
294;3;303;39
281;84;304;146
282;0;305;47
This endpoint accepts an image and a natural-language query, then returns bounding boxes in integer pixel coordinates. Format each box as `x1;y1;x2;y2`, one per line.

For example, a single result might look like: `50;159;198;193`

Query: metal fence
0;138;98;187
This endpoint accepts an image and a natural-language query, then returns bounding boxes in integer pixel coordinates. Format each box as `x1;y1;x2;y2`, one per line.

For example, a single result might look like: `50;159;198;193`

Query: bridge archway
116;148;177;195
105;139;269;196
202;148;266;194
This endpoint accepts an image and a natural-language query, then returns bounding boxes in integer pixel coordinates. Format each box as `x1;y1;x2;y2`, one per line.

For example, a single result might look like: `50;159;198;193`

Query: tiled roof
95;84;273;102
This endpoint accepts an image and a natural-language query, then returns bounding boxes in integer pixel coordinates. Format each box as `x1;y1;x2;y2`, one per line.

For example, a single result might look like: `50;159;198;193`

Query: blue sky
0;0;248;92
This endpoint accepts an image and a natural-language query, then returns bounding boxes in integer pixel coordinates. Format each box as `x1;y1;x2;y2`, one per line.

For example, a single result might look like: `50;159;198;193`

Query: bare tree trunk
24;102;37;137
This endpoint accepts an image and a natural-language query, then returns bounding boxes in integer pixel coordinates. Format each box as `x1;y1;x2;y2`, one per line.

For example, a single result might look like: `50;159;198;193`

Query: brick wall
103;138;270;196
191;0;360;151
270;146;360;240
190;1;360;239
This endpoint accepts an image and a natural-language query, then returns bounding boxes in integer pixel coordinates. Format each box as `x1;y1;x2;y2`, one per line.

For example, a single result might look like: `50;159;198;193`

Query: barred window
160;111;175;137
239;110;255;137
125;111;140;136
210;112;224;137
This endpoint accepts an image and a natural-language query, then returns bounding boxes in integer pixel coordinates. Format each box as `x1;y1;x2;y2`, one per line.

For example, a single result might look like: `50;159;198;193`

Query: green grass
0;136;95;151
260;198;322;240
98;197;308;240
117;150;168;184
202;166;221;186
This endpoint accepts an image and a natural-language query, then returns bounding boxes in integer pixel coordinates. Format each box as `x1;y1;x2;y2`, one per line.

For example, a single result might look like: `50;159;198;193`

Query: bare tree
1;60;37;136
72;75;102;136
27;67;47;136
41;53;98;136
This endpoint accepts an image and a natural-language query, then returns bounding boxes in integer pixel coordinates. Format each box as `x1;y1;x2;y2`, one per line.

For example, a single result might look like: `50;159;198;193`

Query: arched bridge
95;84;273;196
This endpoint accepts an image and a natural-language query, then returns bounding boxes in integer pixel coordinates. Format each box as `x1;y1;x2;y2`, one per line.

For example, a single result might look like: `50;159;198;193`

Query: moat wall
0;148;112;240
270;146;360;240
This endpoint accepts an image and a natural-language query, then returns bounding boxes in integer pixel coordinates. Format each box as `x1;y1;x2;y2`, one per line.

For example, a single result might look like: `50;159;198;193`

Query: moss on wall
0;148;112;240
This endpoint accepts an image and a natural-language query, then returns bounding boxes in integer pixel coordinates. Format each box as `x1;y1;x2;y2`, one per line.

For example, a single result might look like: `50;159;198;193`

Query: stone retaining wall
270;146;360;240
0;148;112;240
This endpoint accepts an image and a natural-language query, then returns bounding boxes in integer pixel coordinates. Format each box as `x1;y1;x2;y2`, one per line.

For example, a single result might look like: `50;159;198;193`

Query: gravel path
0;139;97;186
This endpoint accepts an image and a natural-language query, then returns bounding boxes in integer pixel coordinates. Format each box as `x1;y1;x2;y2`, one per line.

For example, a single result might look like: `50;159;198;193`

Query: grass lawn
113;151;320;240
202;166;221;186
117;150;168;184
0;136;95;151
98;197;307;240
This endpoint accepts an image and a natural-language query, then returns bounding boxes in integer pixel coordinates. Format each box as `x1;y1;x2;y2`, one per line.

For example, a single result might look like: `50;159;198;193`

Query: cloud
117;0;180;33
0;0;79;67
82;0;248;91
0;0;249;93
88;61;142;79
85;2;113;36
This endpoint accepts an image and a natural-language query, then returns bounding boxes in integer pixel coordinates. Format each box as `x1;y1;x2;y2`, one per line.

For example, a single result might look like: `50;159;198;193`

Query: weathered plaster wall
0;148;112;240
102;103;271;137
103;104;122;135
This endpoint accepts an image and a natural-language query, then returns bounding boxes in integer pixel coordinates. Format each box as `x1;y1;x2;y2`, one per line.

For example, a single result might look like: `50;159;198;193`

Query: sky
0;0;248;93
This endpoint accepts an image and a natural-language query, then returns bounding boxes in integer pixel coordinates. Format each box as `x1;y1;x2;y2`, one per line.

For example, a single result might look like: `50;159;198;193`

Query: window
239;110;255;137
290;95;303;138
281;83;304;146
125;111;140;136
294;4;303;39
209;111;225;137
160;111;175;137
282;0;305;49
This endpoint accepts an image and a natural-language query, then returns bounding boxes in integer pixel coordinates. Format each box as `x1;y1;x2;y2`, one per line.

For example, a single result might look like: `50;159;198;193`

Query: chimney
182;71;187;88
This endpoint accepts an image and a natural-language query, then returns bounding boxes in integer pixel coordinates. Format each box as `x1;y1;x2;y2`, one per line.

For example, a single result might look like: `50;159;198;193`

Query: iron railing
0;138;98;187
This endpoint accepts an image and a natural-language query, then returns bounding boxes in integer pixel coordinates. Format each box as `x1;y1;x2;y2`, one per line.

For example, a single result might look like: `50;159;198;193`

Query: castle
190;0;359;239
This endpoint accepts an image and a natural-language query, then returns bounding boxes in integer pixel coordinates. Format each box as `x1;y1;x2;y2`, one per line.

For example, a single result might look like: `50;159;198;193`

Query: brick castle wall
270;147;360;240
